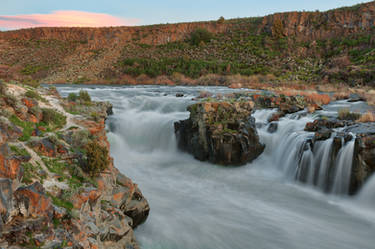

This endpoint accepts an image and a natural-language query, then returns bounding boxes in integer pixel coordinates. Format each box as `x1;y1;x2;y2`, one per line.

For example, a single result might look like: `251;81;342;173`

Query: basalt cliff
0;82;149;248
0;1;374;86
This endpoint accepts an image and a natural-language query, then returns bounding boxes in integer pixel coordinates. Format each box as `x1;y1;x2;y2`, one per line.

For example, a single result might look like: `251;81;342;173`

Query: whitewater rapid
57;85;375;249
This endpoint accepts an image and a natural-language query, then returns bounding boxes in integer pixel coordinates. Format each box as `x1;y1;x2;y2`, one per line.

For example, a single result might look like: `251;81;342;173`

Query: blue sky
0;0;369;28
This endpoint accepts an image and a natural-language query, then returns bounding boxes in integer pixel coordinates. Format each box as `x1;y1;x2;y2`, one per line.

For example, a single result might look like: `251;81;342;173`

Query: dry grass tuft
333;91;350;100
357;111;375;123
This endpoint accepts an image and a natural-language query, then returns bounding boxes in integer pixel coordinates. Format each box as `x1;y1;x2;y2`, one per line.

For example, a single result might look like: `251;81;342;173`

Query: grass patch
49;194;73;212
42;158;67;176
10;145;30;157
338;108;361;121
25;90;47;102
41;108;66;130
9;115;34;141
21;162;35;184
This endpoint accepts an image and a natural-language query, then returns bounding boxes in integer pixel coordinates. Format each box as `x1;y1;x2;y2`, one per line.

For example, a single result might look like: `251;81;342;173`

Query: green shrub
84;141;109;176
41;108;67;129
22;79;40;88
20;65;44;75
217;16;225;24
67;93;77;102
189;28;213;46
79;90;91;102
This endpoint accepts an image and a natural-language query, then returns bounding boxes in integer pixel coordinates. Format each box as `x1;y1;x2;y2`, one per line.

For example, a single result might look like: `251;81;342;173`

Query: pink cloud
0;10;139;29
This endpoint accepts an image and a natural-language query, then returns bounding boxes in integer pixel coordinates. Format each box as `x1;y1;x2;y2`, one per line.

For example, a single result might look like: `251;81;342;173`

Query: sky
0;0;369;30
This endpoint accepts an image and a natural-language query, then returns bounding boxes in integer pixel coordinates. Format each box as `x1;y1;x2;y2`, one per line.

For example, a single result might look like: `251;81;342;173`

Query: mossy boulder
175;101;265;165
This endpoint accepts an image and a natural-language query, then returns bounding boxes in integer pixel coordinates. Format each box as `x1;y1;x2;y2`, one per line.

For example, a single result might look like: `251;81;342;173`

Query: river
57;85;375;249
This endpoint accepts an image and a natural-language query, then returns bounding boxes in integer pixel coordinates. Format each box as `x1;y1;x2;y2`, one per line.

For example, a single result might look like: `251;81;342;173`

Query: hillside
0;1;374;86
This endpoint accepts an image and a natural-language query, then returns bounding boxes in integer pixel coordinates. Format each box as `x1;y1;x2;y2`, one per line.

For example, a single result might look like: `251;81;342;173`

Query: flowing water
57;85;375;249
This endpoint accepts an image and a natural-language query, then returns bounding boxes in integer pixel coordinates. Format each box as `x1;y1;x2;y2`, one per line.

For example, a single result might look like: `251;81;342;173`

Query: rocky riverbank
0;82;149;248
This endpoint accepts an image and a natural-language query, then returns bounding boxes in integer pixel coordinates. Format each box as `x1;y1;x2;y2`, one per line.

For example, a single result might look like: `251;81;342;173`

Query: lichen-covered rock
13;182;54;219
27;136;68;157
0;117;22;143
0;178;13;224
112;172;150;228
175;101;265;165
0;144;23;180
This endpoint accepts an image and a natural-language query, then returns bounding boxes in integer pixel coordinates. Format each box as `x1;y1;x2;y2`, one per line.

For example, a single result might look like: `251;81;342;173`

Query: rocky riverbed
0;82;149;248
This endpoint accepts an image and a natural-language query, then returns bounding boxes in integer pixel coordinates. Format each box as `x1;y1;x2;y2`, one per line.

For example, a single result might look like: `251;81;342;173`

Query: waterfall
357;174;375;205
331;139;355;195
254;110;356;195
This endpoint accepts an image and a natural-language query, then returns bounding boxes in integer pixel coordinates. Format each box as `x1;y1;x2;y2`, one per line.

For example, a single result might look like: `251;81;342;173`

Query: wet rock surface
303;119;375;194
175;101;265;165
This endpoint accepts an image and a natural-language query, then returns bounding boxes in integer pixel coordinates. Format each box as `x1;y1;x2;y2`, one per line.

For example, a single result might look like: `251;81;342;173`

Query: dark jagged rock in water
302;120;375;194
267;122;278;133
176;93;184;97
174;101;265;165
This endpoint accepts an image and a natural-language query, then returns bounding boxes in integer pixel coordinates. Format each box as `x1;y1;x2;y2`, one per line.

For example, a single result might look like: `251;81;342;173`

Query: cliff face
1;2;373;43
0;82;149;248
260;2;375;40
0;1;374;85
0;22;229;46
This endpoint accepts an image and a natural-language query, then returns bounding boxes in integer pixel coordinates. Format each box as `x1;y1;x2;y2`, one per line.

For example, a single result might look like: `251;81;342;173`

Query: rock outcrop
0;82;149;248
303;119;375;194
175;101;264;165
345;123;375;194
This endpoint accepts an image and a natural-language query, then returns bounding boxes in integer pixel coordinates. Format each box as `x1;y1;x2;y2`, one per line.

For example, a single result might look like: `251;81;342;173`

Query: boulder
13;182;54;219
27;136;68;157
0;117;22;143
267;122;278;133
0;144;23;180
305;119;349;132
112;173;150;228
175;101;265;165
0;178;13;223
